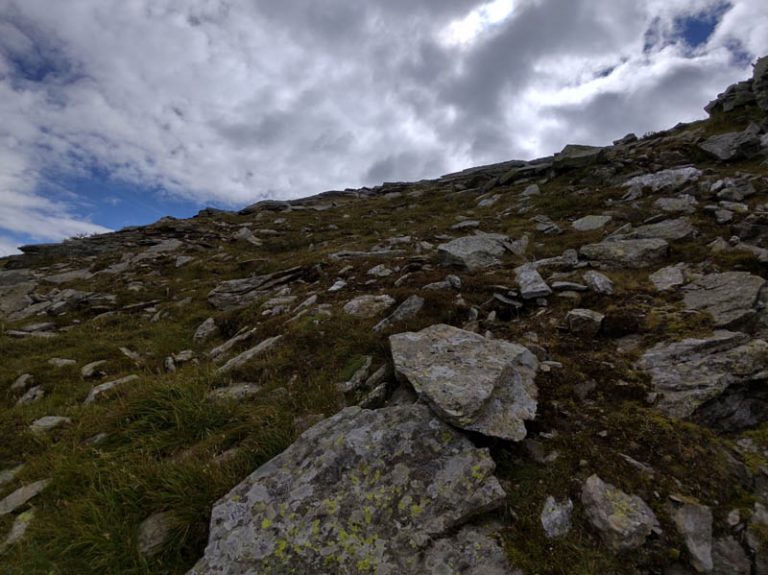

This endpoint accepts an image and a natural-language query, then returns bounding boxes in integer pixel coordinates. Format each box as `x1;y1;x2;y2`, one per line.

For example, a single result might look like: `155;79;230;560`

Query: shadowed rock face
188;405;510;575
390;324;539;441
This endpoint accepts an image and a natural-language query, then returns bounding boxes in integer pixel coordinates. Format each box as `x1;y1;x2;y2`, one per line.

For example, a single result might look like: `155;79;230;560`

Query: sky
1;0;767;256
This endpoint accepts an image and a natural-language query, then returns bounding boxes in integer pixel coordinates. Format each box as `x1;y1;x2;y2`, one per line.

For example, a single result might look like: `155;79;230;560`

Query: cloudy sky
1;0;767;255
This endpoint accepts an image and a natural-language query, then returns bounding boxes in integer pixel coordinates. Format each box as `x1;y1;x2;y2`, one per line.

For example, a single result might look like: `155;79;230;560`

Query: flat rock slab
188;404;508;575
623;167;702;192
572;215;612;232
649;264;686;291
683;272;766;329
437;234;508;270
0;479;50;516
208;266;307;310
579;239;669;268
637;331;768;427
343;295;396;318
629;218;696;241
515;264;552;300
390;324;538;441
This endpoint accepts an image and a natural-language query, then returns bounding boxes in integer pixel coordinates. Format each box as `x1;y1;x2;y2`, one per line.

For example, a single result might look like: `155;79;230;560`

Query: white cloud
0;0;766;252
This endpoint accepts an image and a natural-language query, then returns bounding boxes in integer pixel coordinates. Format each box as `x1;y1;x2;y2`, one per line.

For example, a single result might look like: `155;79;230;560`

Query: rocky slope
2;58;768;574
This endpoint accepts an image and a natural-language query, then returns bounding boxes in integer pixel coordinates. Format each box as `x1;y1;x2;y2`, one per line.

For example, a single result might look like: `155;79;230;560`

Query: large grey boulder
629;218;696;241
672;503;713;573
553;144;604;169
514;264;552;300
581;475;658;551
0;479;50;516
188;405;509;575
343;295;396;318
572;215;611;232
623;167;701;193
637;331;768;429
579;239;669;268
208;267;307;310
683;272;766;329
390;324;538;441
700;129;763;161
649;264;687;291
437;234;508;270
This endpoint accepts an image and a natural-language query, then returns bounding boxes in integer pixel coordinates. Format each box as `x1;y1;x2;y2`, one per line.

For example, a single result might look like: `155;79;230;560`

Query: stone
84;375;140;404
208;383;263;401
583;270;614;295
217;336;284;374
649;264;686;291
0;509;35;553
553;144;604;169
30;416;72;433
390;324;538;441
672;503;713;573
579;239;669;268
437;234;508;270
336;357;373;394
540;496;573;539
16;385;45;406
0;479;50;516
81;360;107;379
328;279;347;292
655;195;699;215
138;512;174;557
637;331;768;429
711;536;750;575
422;524;518;575
581;474;658;551
755;55;768;112
514;264;552;300
44;268;93;284
565;309;604;338
451;220;480;231
522;184;541;197
683;272;766;329
373;295;425;333
367;264;393;277
572;215;612;232
193;318;219;343
700;129;762;161
208;266;307;310
630;218;696;241
343;294;396;318
623;167;701;193
187;404;507;575
10;373;34;391
48;358;76;368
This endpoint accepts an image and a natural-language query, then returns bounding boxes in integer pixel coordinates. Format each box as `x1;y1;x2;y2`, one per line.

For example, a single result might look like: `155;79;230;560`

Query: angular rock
208;266;307;310
572;215;612;232
540;496;573;539
581;474;658;551
565;309;604;338
583;270;614;295
138;512;174;558
515;264;552;300
30;416;72;434
343;294;396;318
630;218;696;241
637;331;768;429
437;234;508;270
672;503;713;573
649;264;686;291
390;324;538;441
423;524;518;575
81;360;107;379
188;405;507;575
0;509;35;553
217;336;283;374
712;536;750;575
683;272;766;329
553;144;604;169
10;373;34;391
84;375;140;405
0;479;50;516
655;195;699;215
700;129;762;161
208;383;263;402
193;318;219;344
373;295;425;333
580;239;669;268
48;358;76;368
623;167;701;193
16;385;44;406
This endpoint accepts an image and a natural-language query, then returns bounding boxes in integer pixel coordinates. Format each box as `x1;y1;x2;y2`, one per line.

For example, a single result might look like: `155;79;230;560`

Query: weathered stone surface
343;295;396;318
84;375;140;404
138;512;174;557
580;239;669;268
515;264;552;300
540;496;573;539
188;404;507;575
0;479;50;516
16;385;44;406
0;282;36;317
422;524;519;575
624;167;701;192
81;360;107;379
583;270;614;294
437;234;508;270
581;474;658;551
649;264;687;291
672;503;713;573
565;309;604;338
43;268;93;284
390;324;538;441
683;272;766;329
208;267;307;310
217;336;283;374
712;536;751;575
572;215;612;231
655;195;699;214
638;331;768;428
208;383;262;401
700;129;763;161
10;373;33;391
553;144;604;169
30;416;72;433
630;218;696;241
373;295;424;332
193;318;219;343
0;509;35;553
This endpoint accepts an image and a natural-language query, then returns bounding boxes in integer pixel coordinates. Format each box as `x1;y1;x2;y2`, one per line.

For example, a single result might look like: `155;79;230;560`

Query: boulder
29;416;72;434
565;309;604;338
0;479;50;516
193;318;219;343
755;55;768;112
672;503;713;573
540;496;573;539
343;295;396;318
423;524;519;575
583;270;614;295
138;512;174;558
712;536;751;575
629;218;696;241
649;264;687;291
216;336;283;374
637;331;768;430
572;215;612;232
188;405;508;575
373;295;424;332
84;375;140;404
654;195;698;215
437;234;508;270
581;474;658;551
683;272;766;329
390;324;538;441
208;266;307;310
700;129;763;161
514;264;552;300
579;239;669;268
623;167;701;193
553;144;604;169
